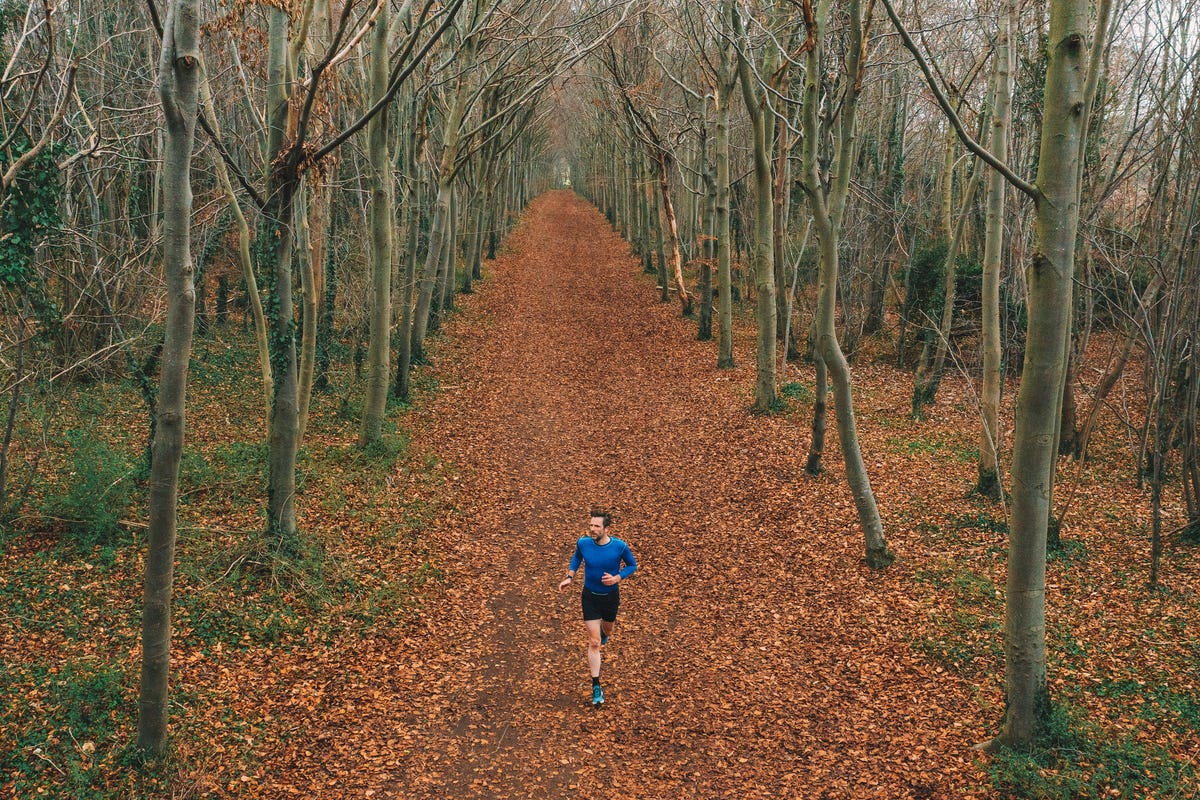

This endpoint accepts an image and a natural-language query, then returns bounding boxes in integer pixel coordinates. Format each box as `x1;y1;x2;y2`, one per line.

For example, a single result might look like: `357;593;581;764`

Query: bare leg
600;620;615;640
585;619;603;678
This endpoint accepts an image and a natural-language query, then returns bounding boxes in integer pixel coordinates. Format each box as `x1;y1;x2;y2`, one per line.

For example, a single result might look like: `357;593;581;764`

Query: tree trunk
716;40;736;369
412;177;451;361
447;187;459;310
624;127;637;247
780;219;811;383
996;0;1088;749
464;189;483;289
801;0;893;569
698;138;715;341
734;3;777;413
296;177;328;445
772;81;791;339
314;195;339;394
650;161;670;302
1059;0;1115;460
360;1;392;446
395;160;422;400
261;6;302;548
138;0;199;755
654;156;691;315
978;6;1013;501
411;17;476;363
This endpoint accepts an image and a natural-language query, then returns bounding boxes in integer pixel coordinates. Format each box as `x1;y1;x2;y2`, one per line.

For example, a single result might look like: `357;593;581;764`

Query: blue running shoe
592;684;604;706
600;629;609;646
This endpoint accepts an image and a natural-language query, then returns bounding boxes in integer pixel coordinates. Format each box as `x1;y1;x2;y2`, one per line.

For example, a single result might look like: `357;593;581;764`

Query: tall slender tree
138;0;199;755
883;0;1091;748
977;4;1014;501
359;0;393;446
732;1;778;412
798;0;893;569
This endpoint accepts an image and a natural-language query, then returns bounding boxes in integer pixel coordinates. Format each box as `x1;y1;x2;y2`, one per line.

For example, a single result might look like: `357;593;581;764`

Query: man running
558;509;637;706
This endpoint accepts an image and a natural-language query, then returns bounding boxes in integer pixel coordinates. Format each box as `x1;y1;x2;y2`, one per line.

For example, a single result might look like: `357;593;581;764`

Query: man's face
589;517;606;539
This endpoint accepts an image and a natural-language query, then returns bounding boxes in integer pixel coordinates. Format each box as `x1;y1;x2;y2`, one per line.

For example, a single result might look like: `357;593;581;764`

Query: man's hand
558;577;572;592
601;572;620;587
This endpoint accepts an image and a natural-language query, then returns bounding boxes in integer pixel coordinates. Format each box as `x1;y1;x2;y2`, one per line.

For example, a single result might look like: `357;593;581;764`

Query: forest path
288;191;982;798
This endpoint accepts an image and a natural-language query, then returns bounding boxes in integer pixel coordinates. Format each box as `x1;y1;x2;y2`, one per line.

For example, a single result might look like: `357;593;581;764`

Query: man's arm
618;544;637;580
558;541;583;592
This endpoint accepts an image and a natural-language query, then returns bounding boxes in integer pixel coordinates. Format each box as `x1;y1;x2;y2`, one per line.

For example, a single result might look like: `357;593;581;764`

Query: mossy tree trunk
359;0;392;446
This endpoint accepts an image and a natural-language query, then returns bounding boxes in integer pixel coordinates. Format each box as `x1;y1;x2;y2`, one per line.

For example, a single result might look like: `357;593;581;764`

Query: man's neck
594;534;611;545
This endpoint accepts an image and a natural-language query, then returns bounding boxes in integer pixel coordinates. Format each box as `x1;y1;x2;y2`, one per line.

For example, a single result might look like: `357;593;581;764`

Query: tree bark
912;161;984;417
800;0;893;568
772;76;792;340
996;0;1088;749
715;33;736;369
360;0;392;446
650;160;670;302
1058;0;1115;460
412;39;473;361
698;124;715;342
395;157;422;400
260;5;302;547
654;154;692;316
296;177;328;445
733;3;777;412
978;6;1013;501
138;0;199;755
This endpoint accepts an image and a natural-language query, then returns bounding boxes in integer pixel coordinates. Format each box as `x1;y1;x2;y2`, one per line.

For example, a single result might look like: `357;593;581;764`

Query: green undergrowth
1095;678;1200;730
911;558;1197;797
780;380;814;405
0;326;451;796
0;659;149;799
887;430;978;463
986;699;1196;799
909;503;1195;797
915;506;1010;550
911;560;1003;679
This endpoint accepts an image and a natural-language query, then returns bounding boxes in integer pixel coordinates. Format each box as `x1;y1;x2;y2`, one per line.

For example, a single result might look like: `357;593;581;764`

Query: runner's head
589;509;612;539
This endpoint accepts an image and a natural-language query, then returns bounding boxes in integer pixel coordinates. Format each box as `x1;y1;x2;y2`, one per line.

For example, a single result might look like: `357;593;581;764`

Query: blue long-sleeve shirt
569;536;637;595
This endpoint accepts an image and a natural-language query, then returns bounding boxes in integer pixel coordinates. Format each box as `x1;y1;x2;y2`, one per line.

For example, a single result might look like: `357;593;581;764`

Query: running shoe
600;629;609;646
591;683;604;706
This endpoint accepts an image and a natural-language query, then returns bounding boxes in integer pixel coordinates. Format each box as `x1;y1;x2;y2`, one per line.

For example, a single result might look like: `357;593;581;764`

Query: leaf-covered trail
276;191;986;798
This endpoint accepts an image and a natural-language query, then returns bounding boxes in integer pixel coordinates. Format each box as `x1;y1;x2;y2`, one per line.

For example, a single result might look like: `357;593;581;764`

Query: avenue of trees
566;0;1198;750
1;0;1197;772
2;0;632;757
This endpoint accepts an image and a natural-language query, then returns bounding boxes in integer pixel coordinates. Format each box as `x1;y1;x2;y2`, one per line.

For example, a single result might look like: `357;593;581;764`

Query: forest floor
2;190;1198;799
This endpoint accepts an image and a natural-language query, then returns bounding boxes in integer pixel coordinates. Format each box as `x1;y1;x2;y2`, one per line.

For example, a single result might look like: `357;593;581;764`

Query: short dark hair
589;509;612;528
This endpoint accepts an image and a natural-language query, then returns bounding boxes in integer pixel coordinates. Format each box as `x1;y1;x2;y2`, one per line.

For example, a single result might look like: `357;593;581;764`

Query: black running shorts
581;587;620;622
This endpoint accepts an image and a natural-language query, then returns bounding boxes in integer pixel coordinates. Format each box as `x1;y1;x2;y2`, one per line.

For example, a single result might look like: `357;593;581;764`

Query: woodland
0;0;1198;797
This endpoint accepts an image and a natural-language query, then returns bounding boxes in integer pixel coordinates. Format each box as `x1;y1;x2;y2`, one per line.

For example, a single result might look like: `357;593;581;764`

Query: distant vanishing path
287;191;984;799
